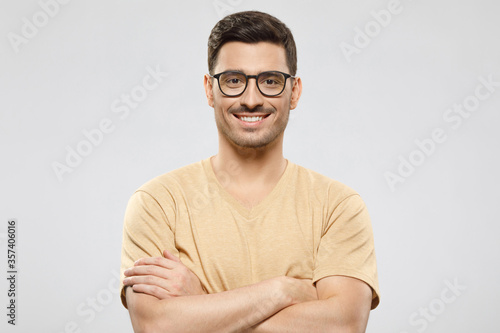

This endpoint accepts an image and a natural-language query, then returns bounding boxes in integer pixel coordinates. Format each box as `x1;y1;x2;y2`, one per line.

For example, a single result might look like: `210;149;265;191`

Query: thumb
163;249;181;262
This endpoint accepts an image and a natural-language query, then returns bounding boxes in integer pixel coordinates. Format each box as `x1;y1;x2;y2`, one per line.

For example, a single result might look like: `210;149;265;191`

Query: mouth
233;113;272;124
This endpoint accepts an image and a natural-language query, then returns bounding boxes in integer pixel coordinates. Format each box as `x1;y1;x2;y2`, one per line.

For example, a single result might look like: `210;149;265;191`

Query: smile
233;114;271;124
241;116;263;122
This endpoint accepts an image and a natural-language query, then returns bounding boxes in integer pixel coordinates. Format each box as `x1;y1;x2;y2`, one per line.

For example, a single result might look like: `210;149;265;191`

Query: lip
232;113;271;126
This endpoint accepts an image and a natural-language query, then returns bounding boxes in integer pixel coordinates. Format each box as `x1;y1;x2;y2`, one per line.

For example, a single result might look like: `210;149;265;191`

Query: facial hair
215;105;290;149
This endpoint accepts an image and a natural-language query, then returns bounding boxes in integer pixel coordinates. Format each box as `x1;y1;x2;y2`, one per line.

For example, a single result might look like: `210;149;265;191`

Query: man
120;10;379;332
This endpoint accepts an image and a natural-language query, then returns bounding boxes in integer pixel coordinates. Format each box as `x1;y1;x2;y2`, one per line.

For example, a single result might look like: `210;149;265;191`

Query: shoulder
135;158;208;199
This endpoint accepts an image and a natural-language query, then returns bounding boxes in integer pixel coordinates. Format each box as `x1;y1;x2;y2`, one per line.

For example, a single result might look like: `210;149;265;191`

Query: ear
204;74;215;108
290;76;302;110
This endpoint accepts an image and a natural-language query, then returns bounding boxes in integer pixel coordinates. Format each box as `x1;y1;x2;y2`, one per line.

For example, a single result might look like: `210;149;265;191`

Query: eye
263;79;278;85
228;78;243;84
259;72;284;87
221;72;246;87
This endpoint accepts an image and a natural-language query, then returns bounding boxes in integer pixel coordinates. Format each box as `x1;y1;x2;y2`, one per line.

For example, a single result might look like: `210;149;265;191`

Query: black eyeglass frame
210;70;296;97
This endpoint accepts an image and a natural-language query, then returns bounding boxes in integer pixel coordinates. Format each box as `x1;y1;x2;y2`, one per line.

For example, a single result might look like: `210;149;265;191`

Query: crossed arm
123;250;373;333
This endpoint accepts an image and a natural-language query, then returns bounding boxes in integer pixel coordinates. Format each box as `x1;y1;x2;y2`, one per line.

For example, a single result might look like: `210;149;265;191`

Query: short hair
207;11;297;76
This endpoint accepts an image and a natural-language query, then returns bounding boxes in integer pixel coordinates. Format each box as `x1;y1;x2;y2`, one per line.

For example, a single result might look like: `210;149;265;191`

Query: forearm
127;277;291;333
248;294;370;333
247;300;365;333
247;299;333;333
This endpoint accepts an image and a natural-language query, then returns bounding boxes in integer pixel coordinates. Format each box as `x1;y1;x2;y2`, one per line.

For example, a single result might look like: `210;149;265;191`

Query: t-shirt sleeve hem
120;285;128;309
312;267;380;310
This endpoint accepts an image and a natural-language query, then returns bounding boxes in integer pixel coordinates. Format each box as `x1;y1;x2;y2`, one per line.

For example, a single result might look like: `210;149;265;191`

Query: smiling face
204;42;302;149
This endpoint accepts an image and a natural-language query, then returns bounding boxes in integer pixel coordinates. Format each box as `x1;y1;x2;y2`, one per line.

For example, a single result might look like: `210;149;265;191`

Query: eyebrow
220;69;281;74
223;68;246;73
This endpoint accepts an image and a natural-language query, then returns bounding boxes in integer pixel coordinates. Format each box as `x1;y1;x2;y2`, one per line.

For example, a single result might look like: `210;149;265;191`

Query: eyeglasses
210;71;295;97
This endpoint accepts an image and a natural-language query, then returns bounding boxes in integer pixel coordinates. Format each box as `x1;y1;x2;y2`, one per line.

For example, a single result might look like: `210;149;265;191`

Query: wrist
273;276;295;308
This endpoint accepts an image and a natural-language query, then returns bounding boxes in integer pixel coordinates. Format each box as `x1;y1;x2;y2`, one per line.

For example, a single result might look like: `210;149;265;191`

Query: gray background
1;0;499;332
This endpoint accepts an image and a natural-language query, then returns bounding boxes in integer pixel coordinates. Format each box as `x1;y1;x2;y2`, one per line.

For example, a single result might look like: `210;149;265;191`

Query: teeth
240;116;263;122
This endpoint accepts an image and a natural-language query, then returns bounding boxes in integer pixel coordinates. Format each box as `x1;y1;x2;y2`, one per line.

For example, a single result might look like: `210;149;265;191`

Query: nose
239;77;264;110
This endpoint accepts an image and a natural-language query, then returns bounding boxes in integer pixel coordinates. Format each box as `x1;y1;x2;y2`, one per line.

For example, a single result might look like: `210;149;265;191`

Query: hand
123;250;206;300
278;276;318;306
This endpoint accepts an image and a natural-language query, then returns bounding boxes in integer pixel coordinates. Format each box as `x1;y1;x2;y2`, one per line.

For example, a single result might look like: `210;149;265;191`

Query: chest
173;196;325;292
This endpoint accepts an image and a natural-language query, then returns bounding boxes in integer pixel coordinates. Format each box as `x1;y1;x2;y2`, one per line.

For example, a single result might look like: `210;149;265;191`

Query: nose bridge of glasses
241;74;264;100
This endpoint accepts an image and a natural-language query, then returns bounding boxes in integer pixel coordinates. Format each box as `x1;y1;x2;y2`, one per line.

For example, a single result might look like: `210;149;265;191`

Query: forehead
215;41;288;74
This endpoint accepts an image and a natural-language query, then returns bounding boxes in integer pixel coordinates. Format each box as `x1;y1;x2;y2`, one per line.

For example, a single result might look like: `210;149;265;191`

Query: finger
124;275;185;298
163;249;181;263
124;265;172;279
134;256;177;269
131;283;172;300
123;274;170;290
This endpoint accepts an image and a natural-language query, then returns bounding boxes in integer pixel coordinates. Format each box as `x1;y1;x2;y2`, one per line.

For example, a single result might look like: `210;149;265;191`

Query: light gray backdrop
1;0;499;332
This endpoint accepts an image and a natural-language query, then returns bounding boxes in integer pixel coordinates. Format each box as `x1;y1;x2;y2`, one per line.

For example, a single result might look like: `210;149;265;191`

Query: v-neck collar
202;156;295;219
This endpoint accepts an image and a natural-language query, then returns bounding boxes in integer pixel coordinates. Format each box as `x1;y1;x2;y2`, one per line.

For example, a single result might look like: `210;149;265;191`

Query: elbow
131;313;174;333
333;314;370;333
126;288;174;333
328;323;366;333
130;304;176;333
323;305;369;333
347;323;368;333
134;323;169;333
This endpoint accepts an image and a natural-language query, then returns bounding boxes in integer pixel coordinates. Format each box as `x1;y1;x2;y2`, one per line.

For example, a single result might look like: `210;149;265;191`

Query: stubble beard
215;106;290;149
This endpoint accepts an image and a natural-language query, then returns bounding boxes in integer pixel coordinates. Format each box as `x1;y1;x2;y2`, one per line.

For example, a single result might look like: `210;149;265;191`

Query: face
204;42;302;149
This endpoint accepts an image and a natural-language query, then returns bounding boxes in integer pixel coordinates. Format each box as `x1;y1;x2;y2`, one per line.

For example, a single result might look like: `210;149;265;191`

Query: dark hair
207;11;297;75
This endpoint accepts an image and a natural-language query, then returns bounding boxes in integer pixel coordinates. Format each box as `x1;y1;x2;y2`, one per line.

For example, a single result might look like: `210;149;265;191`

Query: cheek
214;103;232;123
276;100;291;114
214;97;238;114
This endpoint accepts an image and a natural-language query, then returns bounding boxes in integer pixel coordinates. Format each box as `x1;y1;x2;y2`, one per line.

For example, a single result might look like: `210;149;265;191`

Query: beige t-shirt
120;157;380;309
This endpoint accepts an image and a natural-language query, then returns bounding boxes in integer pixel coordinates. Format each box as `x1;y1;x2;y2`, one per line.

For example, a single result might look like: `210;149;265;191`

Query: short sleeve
119;189;177;308
312;193;380;309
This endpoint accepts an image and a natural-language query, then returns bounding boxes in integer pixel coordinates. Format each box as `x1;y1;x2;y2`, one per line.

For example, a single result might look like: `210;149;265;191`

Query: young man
120;11;380;332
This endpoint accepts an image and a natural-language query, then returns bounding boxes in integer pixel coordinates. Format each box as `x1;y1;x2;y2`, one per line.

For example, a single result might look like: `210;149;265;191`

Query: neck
211;134;287;189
